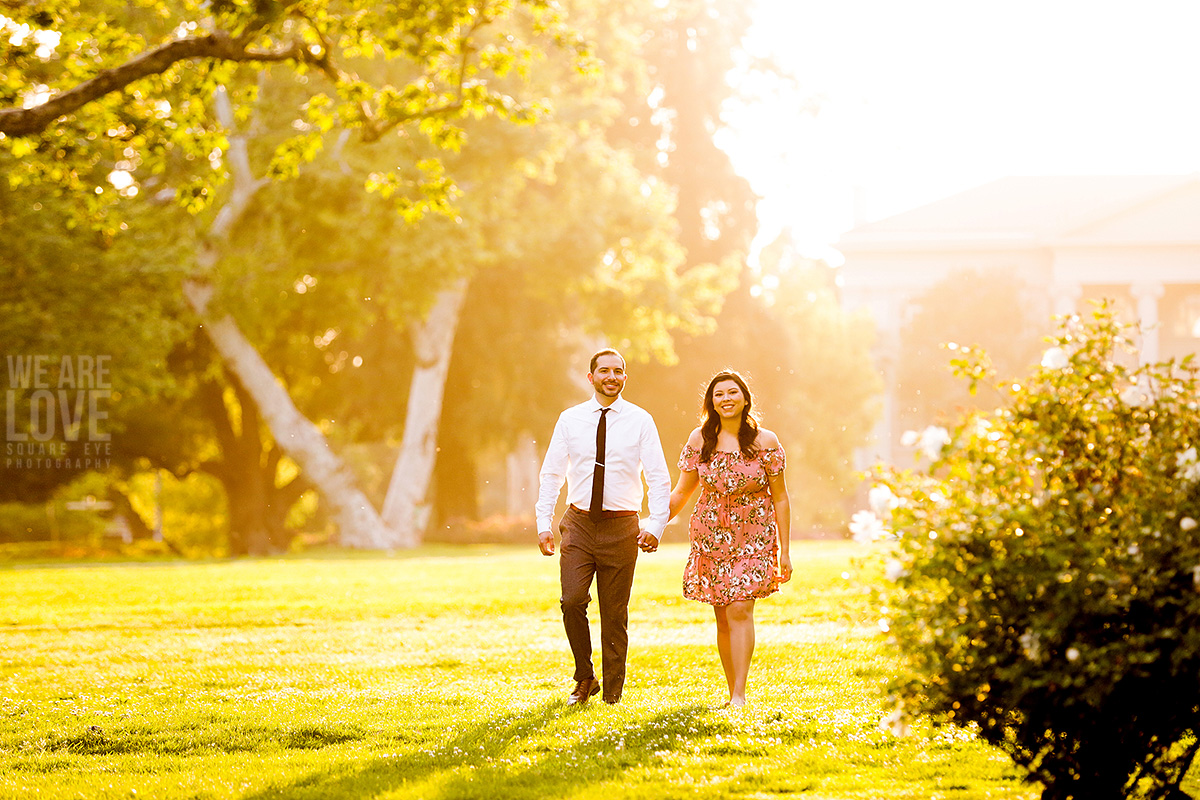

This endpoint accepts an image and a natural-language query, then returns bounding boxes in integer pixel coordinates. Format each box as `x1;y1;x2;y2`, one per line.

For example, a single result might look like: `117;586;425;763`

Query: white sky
720;0;1200;263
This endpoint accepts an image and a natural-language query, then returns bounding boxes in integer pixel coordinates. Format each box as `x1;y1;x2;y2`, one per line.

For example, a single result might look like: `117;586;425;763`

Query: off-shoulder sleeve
677;444;701;472
759;446;786;476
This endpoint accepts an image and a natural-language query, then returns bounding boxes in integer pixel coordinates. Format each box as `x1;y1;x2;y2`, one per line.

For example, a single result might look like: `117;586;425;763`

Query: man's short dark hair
590;348;626;374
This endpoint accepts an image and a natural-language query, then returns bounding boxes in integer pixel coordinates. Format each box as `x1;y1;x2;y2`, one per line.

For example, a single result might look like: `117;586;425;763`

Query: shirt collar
588;396;626;414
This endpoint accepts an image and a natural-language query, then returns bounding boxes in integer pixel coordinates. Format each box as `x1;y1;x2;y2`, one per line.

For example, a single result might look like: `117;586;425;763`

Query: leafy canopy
0;0;588;224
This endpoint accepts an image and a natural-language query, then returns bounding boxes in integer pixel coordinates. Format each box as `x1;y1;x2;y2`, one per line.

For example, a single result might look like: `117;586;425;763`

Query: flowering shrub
869;308;1200;800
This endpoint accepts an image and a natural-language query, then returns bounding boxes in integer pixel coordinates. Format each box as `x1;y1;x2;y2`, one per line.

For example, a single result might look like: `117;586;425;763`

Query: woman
669;370;792;708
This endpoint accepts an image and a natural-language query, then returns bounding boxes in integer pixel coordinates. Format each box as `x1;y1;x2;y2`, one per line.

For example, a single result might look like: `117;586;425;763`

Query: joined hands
637;529;659;553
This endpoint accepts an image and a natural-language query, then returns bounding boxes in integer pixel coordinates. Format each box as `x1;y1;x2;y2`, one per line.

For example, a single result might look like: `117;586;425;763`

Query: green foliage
872;307;1200;799
126;469;230;556
0;501;102;544
206;0;729;450
1;0;584;229
0;174;192;502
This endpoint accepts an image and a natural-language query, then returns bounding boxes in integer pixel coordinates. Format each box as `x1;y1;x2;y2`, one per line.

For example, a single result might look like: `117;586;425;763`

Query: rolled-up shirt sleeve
639;415;671;540
535;414;569;533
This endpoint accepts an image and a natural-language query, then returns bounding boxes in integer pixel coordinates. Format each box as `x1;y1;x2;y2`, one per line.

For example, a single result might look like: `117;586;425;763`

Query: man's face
589;355;627;399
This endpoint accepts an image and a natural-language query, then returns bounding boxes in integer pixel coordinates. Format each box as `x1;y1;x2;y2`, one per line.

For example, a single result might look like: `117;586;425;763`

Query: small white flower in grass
849;510;886;544
1066;647;1081;662
879;708;911;738
917;426;951;461
884;559;907;582
1181;517;1198;532
900;430;919;447
1041;346;1069;370
868;485;899;517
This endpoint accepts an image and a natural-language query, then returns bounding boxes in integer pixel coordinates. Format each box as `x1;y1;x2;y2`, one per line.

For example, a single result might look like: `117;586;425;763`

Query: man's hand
637;530;659;553
538;530;556;556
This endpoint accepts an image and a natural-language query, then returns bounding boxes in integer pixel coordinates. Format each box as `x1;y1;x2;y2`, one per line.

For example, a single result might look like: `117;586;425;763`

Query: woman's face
710;379;746;420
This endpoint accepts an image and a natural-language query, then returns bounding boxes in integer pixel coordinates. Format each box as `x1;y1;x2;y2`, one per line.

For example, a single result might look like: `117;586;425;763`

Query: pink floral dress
677;444;786;605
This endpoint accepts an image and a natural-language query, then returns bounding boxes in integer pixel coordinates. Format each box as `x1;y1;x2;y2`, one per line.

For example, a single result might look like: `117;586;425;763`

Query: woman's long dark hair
699;370;759;463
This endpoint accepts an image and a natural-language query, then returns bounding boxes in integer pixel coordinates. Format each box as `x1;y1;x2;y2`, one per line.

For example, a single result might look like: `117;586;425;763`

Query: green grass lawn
0;540;1040;799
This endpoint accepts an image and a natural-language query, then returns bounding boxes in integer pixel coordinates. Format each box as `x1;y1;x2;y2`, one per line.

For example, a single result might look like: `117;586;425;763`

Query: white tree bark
184;85;395;549
381;277;469;546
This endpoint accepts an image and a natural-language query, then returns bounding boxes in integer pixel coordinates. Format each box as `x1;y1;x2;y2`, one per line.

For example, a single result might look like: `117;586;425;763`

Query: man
536;348;671;705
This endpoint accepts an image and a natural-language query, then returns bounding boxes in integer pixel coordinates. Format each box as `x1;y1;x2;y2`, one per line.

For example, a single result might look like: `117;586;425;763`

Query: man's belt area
569;504;638;519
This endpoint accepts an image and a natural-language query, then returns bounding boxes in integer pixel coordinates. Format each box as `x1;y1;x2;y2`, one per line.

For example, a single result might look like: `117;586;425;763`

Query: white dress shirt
536;396;671;539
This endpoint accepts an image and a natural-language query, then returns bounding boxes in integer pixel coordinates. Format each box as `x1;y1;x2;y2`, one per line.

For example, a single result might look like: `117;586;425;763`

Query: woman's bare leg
724;599;756;707
713;604;735;701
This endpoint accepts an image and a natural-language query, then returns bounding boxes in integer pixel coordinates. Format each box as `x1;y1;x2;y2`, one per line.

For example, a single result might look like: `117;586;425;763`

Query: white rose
1040;346;1069;370
868;485;899;517
1118;384;1152;408
848;510;886;544
918;426;951;461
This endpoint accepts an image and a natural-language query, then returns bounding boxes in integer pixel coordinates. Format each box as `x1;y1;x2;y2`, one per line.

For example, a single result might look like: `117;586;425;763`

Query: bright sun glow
724;0;1200;263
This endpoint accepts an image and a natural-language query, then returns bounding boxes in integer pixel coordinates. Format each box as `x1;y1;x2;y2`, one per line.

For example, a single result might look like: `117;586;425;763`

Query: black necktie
589;408;609;521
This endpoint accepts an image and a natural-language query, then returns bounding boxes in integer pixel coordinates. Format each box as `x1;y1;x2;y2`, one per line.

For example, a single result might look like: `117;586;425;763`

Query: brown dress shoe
567;678;601;706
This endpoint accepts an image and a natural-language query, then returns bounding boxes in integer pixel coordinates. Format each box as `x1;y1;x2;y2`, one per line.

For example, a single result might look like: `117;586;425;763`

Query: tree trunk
382;277;468;546
224;457;272;556
184;85;395;549
185;281;394;549
433;428;479;525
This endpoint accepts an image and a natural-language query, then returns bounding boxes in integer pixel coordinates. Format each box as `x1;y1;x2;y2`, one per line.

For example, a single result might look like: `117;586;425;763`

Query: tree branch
0;30;306;137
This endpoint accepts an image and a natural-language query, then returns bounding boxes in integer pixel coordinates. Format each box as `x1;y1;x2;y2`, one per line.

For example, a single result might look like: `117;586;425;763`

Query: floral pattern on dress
677;443;786;605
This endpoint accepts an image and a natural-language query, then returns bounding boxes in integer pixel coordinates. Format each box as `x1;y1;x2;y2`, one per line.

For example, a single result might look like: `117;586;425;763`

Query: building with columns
837;174;1200;465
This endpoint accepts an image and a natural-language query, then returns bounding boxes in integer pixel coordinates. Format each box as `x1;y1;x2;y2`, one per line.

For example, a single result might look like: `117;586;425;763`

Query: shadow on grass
40;723;366;758
240;700;720;800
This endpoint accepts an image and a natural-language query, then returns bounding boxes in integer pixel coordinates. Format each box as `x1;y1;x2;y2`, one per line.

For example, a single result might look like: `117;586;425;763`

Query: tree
608;0;759;264
603;0;760;451
0;169;189;503
3;0;588;548
870;307;1200;799
896;269;1049;433
207;1;727;542
0;174;314;554
5;0;732;549
756;239;881;530
1;0;580;223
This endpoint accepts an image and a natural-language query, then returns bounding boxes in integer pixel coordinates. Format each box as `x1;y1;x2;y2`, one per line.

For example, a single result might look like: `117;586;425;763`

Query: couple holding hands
535;349;792;709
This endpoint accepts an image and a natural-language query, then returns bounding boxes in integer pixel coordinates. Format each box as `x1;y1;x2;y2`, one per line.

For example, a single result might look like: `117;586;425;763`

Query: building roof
837;175;1200;252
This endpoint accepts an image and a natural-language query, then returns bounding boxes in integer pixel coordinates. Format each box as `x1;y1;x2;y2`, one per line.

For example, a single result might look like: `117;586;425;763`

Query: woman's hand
778;551;793;584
